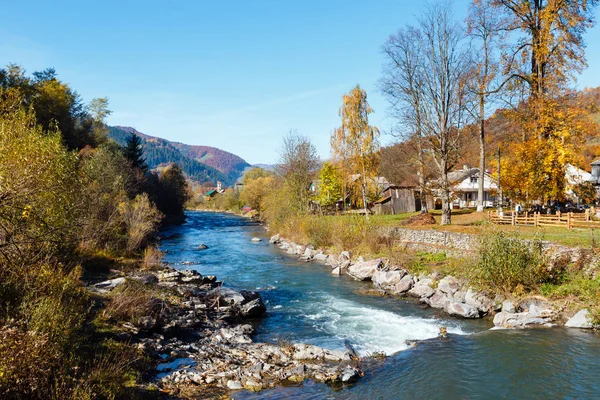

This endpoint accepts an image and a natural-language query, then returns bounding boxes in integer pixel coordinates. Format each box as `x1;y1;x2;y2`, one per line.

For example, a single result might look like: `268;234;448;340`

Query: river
159;211;600;399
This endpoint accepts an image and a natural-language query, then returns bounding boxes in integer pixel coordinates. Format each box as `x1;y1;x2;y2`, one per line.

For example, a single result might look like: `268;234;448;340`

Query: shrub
119;193;163;253
102;280;171;325
474;231;550;292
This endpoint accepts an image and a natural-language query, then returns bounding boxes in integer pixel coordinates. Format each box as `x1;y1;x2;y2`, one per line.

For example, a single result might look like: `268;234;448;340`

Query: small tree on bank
122;131;148;172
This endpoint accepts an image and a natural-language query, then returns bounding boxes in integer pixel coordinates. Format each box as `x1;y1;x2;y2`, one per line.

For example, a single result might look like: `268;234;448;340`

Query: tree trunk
477;101;485;212
361;178;369;220
441;160;451;225
418;140;429;214
497;145;504;217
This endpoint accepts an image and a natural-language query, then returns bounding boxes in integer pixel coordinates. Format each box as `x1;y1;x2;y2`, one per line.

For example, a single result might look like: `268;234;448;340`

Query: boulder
227;380;243;390
313;252;329;262
269;234;281;244
91;277;126;293
391;274;414;294
408;279;435;298
437;276;460;295
426;291;451;309
493;311;555;329
565;309;593;329
338;251;351;263
453;290;466;303
340;366;362;384
331;267;341;276
465;288;495;314
292;344;348;362
445;301;480;318
502;300;516;313
240;298;266;318
130;274;159;285
251;237;262;242
197;244;209;250
347;259;384;281
372;270;406;288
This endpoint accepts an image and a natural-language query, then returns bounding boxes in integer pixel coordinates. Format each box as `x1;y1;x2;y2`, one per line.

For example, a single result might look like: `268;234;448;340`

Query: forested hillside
109;126;246;186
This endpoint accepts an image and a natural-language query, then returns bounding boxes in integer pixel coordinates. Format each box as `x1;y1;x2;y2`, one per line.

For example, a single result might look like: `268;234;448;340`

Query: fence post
586;208;590;221
511;212;515;226
534;212;539;227
488;211;491;223
567;212;572;230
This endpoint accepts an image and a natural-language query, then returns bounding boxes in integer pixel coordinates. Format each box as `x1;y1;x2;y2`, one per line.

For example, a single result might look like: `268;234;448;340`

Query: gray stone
227;380;243;390
465;288;495;314
493;311;555;329
453;290;466;303
391;274;414;294
91;277;126;293
269;234;281;244
251;237;261;242
340;366;361;384
565;309;593;329
292;344;348;361
338;251;351;263
347;259;384;281
240;298;266;318
372;270;406;288
331;267;341;276
445;301;480;318
408;279;435;298
313;253;328;262
437;276;460;295
208;287;246;305
197;244;208;250
426;291;451;309
502;300;516;313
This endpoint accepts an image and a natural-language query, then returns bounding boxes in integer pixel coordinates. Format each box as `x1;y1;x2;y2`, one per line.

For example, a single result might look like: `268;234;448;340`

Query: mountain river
159;211;600;399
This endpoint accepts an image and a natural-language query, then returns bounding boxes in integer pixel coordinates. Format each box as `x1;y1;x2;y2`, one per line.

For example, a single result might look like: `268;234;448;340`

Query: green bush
474;231;551;292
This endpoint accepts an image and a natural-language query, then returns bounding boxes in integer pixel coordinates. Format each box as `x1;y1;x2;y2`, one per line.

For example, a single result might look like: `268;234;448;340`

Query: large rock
292;344;349;362
372;270;406;289
340;366;362;383
493;311;555;329
502;300;516;313
313;252;328;262
408;279;435;298
269;234;281;244
445;301;480;318
391;274;414;294
465;288;495;314
240;298;266;318
91;277;126;293
208;287;246;305
347;259;384;281
331;267;341;276
437;276;460;295
251;237;262;242
565;309;593;329
426;290;451;309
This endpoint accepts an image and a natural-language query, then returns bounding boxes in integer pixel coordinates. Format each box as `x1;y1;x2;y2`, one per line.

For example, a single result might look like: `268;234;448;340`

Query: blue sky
2;1;600;164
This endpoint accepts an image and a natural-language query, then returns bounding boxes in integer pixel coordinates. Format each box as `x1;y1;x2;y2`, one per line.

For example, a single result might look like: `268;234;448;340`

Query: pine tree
122;132;147;172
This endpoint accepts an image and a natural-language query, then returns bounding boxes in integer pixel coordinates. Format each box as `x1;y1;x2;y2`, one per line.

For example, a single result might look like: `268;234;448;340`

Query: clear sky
2;1;599;164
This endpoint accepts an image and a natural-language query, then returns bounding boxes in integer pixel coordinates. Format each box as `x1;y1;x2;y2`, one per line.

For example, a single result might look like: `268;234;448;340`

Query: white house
448;167;498;209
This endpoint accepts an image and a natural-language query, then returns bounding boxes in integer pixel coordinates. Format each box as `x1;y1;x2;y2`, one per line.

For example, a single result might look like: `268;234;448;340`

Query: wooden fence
488;209;600;230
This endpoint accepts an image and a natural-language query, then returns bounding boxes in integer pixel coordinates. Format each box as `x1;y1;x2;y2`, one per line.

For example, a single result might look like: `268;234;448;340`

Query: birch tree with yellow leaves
331;85;380;216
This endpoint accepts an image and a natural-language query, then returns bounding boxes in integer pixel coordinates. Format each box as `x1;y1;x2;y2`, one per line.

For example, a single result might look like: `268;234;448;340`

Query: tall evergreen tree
122;132;147;172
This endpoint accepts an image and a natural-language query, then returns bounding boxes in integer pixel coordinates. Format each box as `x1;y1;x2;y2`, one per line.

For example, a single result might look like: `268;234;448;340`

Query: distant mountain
108;126;249;186
170;142;250;180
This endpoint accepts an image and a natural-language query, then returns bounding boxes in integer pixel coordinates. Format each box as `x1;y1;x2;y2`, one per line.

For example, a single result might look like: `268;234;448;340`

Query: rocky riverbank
89;266;366;398
269;234;595;330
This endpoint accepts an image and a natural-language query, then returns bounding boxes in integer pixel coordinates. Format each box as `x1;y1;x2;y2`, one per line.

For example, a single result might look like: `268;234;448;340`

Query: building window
470;176;478;183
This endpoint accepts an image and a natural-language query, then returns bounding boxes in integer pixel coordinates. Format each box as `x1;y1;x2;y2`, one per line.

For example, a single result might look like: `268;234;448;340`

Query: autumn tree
467;0;504;211
491;0;599;201
332;85;380;216
381;26;429;213
316;162;343;208
277;131;320;212
89;97;112;141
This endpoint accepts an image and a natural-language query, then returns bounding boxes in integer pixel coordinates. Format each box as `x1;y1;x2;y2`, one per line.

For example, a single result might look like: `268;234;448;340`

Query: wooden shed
374;186;421;214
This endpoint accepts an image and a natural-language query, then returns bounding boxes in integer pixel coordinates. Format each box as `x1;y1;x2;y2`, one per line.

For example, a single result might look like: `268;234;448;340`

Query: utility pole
497;145;503;217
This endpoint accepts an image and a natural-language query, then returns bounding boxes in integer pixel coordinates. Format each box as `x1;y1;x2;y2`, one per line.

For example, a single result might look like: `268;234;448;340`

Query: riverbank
267;230;599;330
89;264;376;398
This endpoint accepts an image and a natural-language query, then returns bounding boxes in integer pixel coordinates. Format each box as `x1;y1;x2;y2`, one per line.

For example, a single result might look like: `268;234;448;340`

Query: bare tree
277;130;320;212
381;26;429;213
418;2;473;225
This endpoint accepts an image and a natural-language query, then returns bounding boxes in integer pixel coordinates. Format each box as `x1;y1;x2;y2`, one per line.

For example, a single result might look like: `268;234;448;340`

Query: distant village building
373;185;421;215
447;166;498;209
